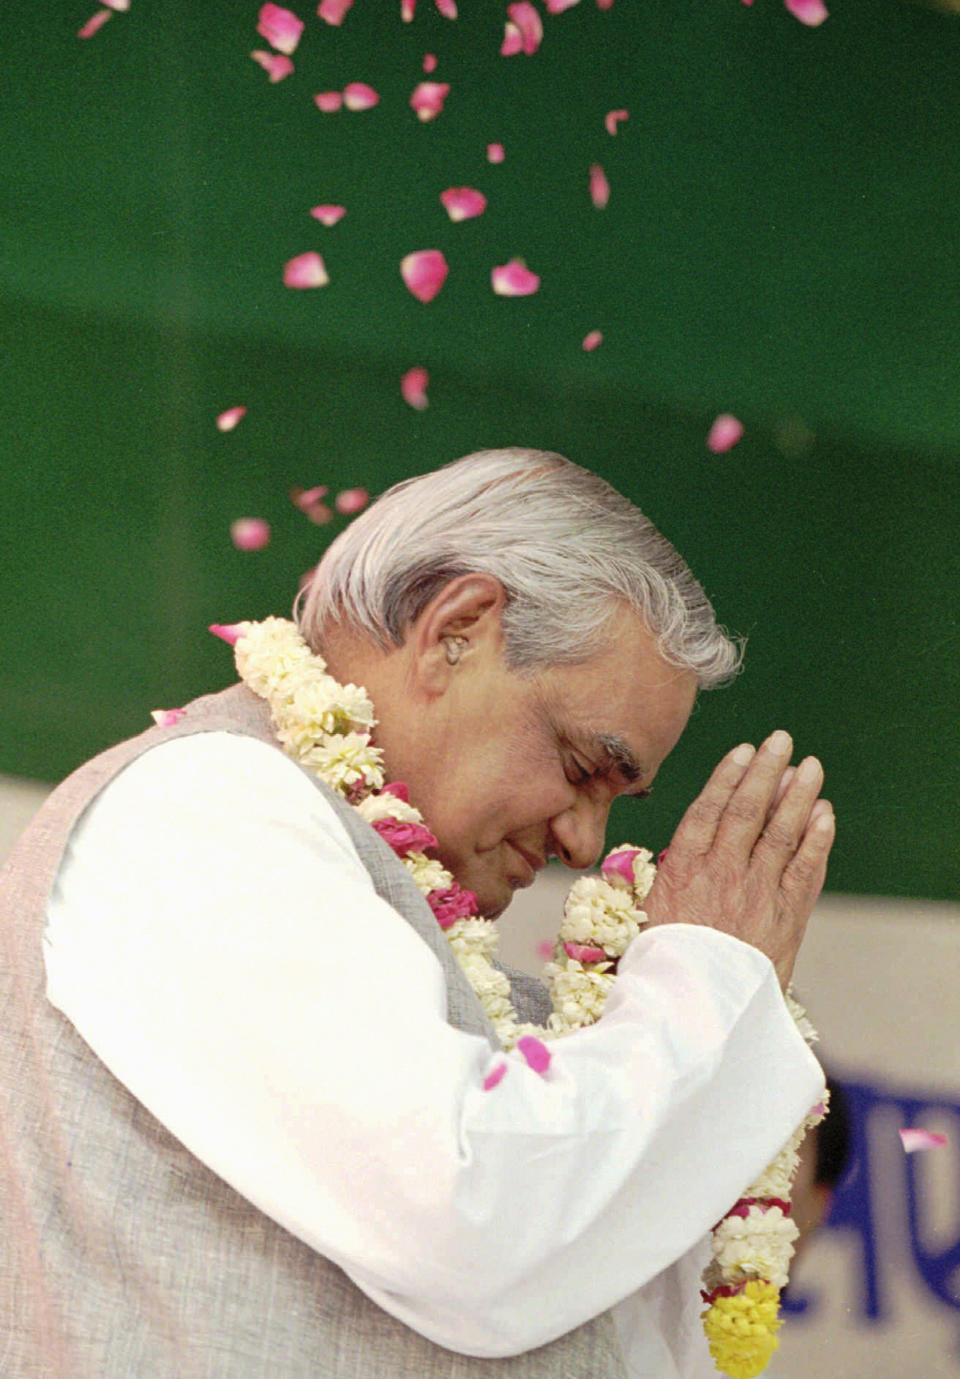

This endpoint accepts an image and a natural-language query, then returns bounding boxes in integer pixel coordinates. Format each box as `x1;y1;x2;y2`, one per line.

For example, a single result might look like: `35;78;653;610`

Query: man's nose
550;798;608;871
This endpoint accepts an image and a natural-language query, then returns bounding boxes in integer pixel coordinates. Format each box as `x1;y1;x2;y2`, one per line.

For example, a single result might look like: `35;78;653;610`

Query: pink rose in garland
371;818;439;856
427;882;480;929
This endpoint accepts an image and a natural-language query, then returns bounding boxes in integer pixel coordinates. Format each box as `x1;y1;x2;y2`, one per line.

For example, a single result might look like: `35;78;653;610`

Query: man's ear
409;573;507;693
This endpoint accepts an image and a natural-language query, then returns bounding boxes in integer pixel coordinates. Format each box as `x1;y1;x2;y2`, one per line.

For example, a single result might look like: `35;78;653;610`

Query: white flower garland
213;615;824;1379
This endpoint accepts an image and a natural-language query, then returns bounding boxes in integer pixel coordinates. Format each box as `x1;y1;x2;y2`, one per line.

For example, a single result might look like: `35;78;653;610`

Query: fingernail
797;756;821;785
813;811;835;833
767;730;792;756
731;743;755;766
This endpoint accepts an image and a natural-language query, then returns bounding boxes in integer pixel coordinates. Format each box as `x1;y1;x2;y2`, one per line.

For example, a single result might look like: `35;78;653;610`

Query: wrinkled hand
644;732;835;990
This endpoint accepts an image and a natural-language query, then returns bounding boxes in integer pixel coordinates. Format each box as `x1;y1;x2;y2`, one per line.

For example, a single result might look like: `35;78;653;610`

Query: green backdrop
3;0;958;901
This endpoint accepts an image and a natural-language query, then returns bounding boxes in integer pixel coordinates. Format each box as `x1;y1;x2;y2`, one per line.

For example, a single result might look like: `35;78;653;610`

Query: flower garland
210;615;825;1379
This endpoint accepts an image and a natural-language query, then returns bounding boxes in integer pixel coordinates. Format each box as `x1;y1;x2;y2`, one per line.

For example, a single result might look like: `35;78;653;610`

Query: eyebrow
582;731;651;794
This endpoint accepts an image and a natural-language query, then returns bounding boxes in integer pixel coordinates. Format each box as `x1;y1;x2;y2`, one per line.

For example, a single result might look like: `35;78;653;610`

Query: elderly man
1;449;833;1377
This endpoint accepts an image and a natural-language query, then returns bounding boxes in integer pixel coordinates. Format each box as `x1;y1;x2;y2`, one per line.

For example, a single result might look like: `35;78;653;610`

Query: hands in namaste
644;731;835;990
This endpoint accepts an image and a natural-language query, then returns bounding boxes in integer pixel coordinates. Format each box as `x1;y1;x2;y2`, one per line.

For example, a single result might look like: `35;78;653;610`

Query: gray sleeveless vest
0;684;628;1378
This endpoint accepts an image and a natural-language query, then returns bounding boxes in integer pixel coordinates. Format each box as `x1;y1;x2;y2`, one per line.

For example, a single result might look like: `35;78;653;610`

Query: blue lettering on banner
783;1076;960;1323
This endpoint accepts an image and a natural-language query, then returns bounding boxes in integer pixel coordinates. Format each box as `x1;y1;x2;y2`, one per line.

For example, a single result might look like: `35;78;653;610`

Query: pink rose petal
545;0;581;10
596;0;614;9
536;938;555;961
582;330;603;351
589;163;610;209
506;2;543;53
102;0;130;9
371;818;439;855
318;0;355;24
230;518;271;551
283;252;329;288
257;3;304;55
428;882;479;929
435;0;457;15
335;487;369;514
500;21;523;56
900;1129;948;1153
487;142;505;164
310;203;346;226
423;53;438;73
343;82;380;111
314;90;344;112
251;50;294;82
601;846;643;884
216;405;247;432
150;708;186;728
604;108;629;136
401;249;449;303
401;0;416;18
483;1061;508;1091
517;1035;551;1076
784;0;828;24
382;781;410;801
440;186;487;222
706;413;744;453
209;623;247;646
401;366;430;410
410;81;451;121
563;941;608;964
290;484;329;510
78;8;112;36
491;259;540;297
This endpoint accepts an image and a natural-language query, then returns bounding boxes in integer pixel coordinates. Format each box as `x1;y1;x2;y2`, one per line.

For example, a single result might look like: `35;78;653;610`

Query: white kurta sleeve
44;732;824;1359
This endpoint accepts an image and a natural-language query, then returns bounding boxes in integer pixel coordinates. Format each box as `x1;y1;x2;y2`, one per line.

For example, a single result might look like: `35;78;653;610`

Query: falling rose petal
150;708;186;728
305;502;334;525
343;82;380;111
335;488;369;515
483;1062;508;1091
283;252;329;288
401;367;430;410
423;53;438;73
491;259;540;297
604;108;629;136
209;623;247;646
545;0;581;10
487;142;505;164
310;204;347;226
290;483;329;510
706;413;744;453
536;938;555;961
410;81;451;122
517;1035;551;1076
500;21;523;56
589;163;610;209
784;0;828;24
299;566;316;592
440;186;487;222
401;0;416;18
102;0;130;10
400;249;449;303
314;90;344;112
563;941;608;964
596;0;614;9
435;0;458;16
78;10;113;38
318;0;355;24
900;1129;948;1153
257;3;304;55
506;2;543;53
251;50;294;82
230;518;271;551
216;405;247;432
582;330;603;351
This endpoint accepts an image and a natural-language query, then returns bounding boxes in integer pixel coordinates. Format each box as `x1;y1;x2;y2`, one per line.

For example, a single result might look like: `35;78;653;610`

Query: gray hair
296;448;743;688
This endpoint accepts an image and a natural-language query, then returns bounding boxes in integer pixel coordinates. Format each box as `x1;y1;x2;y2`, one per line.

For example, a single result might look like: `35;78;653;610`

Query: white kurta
43;732;824;1376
